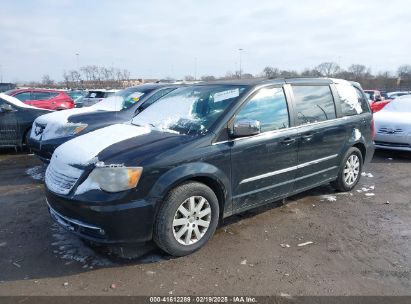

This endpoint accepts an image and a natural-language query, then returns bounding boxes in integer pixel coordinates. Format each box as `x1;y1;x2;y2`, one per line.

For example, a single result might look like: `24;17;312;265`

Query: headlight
77;166;143;194
54;123;88;137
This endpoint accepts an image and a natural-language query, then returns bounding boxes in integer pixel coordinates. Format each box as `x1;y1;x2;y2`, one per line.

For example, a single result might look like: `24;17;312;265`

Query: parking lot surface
0;150;410;296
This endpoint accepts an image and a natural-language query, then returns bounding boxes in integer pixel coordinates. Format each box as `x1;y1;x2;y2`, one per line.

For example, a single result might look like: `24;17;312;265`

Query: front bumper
46;189;157;244
28;136;73;162
374;134;411;152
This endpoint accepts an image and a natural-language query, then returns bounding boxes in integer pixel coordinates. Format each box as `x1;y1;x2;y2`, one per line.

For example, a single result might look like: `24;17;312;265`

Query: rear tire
153;182;219;257
332;147;363;192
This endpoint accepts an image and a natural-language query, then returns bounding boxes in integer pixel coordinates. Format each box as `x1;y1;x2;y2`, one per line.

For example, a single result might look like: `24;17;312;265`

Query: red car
364;90;391;113
5;89;74;111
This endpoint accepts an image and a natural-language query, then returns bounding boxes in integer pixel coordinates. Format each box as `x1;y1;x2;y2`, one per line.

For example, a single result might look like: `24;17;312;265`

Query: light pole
75;53;80;70
194;57;197;80
0;65;2;83
238;48;243;79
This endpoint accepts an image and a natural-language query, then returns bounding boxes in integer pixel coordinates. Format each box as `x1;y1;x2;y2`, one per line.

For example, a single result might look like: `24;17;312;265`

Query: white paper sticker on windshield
213;89;240;103
129;92;144;99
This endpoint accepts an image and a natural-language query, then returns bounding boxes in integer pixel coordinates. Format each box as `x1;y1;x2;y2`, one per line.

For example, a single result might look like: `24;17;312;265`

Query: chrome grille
45;162;83;195
378;127;404;135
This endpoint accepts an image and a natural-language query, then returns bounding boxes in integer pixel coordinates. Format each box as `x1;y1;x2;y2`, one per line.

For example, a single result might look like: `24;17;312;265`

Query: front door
230;86;298;212
290;84;346;191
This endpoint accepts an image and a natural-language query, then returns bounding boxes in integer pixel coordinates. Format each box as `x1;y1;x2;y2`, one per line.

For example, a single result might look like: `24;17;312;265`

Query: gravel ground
0;149;410;296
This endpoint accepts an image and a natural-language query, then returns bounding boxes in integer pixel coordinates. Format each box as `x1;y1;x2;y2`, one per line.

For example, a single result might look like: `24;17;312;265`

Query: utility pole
238;48;243;79
75;53;80;70
194;57;197;81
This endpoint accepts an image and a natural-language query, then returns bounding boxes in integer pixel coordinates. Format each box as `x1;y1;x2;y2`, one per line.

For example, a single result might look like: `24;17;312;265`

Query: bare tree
42;74;55;86
200;75;216;81
347;64;371;82
301;68;322;77
184;75;195;81
315;62;340;77
397;65;411;77
262;66;280;78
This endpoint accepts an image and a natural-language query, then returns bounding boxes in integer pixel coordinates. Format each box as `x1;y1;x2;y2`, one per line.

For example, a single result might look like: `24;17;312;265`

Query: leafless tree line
186;63;411;91
62;66;131;89
27;62;411;92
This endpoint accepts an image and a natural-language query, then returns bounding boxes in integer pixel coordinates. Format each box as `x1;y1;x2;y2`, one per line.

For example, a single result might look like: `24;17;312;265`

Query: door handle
301;133;313;141
281;137;296;145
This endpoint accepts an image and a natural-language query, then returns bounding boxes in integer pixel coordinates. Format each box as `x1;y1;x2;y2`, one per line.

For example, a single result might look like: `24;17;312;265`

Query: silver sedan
374;96;411;151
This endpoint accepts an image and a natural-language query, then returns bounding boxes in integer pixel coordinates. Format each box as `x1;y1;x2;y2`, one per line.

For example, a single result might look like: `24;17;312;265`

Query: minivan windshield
132;85;248;135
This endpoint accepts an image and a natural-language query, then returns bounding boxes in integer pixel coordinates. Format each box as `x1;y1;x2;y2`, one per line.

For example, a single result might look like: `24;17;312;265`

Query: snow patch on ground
321;195;337;202
361;172;374;178
25;165;47;181
50;224;114;269
50;224;168;268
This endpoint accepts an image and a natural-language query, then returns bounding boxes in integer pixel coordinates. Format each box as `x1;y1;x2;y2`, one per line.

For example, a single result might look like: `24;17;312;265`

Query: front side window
14;92;32;101
132;85;248;135
235;87;289;133
292;85;336;125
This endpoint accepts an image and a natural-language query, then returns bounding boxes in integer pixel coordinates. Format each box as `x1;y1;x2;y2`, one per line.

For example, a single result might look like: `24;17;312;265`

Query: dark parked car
45;78;374;257
28;84;179;162
5;88;74;110
0;93;50;148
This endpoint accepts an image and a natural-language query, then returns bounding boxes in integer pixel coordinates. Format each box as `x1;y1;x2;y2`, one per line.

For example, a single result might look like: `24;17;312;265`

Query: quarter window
334;81;366;116
235;87;289;133
292;85;336;125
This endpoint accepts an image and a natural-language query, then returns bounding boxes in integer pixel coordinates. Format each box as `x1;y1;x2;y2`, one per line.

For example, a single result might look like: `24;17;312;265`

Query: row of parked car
2;88;118;111
0;78;409;257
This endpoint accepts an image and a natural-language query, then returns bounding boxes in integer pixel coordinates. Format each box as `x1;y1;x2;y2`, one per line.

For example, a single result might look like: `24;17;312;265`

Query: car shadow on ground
371;149;411;163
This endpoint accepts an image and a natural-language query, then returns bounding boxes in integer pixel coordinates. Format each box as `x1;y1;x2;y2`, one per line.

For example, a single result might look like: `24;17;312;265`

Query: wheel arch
352;142;366;163
149;162;231;222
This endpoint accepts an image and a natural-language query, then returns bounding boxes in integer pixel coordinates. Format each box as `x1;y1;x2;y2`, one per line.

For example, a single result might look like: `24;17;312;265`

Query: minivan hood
51;123;189;167
51;124;151;166
35;107;100;126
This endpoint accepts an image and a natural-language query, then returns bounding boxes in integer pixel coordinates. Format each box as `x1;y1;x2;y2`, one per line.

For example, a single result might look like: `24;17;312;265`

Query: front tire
332;147;363;192
153;182;219;257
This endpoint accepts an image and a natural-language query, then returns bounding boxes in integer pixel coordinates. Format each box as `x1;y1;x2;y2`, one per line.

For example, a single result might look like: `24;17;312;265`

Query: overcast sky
1;0;410;82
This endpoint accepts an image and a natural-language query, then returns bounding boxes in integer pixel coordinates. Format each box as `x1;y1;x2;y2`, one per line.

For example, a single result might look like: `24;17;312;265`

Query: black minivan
45;78;374;256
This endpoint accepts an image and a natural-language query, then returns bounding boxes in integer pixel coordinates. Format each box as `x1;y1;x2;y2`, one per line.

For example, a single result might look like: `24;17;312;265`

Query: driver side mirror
232;119;261;137
0;104;14;113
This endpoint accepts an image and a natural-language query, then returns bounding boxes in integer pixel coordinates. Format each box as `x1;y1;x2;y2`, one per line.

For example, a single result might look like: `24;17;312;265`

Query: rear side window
235;87;289;132
334;81;366;116
33;92;56;100
292;85;336;125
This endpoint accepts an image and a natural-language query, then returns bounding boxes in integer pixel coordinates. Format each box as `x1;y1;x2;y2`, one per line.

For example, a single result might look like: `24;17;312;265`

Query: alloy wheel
172;196;212;245
343;154;360;186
